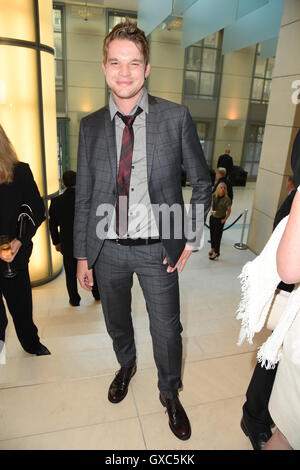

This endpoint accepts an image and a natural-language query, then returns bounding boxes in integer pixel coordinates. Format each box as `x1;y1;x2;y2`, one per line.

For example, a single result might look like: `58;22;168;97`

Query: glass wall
251;46;274;104
242;124;264;178
183;32;222;100
241;45;274;180
53;3;69;185
53;3;66;113
194;120;215;168
183;32;223;167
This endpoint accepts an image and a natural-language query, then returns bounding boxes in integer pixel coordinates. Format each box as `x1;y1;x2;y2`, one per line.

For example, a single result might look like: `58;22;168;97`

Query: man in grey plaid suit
74;19;211;441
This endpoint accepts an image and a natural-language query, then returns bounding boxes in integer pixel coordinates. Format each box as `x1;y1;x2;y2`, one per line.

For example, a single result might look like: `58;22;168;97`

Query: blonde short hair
216;182;228;197
216;167;227;177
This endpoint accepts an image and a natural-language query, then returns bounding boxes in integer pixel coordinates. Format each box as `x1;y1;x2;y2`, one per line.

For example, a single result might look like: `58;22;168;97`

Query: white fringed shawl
236;215;300;369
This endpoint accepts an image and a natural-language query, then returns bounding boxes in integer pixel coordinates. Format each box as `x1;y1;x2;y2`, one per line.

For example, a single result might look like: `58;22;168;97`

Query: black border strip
0;37;54;55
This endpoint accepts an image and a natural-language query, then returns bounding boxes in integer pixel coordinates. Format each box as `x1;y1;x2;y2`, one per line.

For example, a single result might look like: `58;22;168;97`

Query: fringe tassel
236;262;254;345
257;342;281;370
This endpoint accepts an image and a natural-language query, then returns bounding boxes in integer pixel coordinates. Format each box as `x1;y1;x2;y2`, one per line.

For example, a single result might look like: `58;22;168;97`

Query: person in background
240;132;299;450
263;183;300;450
209;182;231;260
217;146;234;177
49;171;100;307
212;167;233;203
240;177;296;450
0;124;50;358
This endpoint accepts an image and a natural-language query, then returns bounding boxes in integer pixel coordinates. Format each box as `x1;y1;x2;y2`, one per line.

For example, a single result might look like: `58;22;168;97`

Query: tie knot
116;107;143;127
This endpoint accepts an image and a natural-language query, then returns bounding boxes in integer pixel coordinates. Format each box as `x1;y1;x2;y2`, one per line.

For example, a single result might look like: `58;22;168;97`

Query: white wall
148;27;185;104
213;46;255;168
65;5;106;169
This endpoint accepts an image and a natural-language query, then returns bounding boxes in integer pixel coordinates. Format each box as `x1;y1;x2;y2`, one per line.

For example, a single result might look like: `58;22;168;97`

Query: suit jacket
0;162;45;270
49;187;76;257
74;95;211;268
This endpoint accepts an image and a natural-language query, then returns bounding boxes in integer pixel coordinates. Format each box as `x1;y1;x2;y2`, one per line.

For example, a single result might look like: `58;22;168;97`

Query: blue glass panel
183;0;199;10
222;0;284;55
171;0;199;16
173;0;185;16
182;0;238;48
260;37;278;58
138;0;173;36
236;0;269;19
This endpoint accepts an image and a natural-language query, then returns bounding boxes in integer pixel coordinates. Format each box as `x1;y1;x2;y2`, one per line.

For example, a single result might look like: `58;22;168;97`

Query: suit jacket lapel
104;107;117;178
146;95;159;183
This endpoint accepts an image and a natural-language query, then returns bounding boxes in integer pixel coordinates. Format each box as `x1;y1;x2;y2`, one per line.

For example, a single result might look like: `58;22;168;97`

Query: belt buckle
115;239;120;245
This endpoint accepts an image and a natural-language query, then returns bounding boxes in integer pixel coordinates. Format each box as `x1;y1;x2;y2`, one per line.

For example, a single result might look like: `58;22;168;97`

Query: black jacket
273;189;296;231
291;130;300;187
217;154;234;176
0;162;45;270
49;187;75;257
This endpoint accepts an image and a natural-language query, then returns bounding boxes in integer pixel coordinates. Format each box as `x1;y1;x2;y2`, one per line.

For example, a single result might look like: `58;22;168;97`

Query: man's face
102;39;150;102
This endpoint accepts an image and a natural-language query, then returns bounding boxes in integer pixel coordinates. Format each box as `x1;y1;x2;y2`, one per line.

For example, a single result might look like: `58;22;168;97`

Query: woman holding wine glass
0;124;51;359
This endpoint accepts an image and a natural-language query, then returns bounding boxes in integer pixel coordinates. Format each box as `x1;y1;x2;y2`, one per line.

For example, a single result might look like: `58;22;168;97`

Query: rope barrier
205;208;249;250
205;212;244;231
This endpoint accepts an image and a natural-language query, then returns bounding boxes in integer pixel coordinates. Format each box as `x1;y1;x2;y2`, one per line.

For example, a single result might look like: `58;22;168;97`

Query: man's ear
145;63;151;79
101;62;106;76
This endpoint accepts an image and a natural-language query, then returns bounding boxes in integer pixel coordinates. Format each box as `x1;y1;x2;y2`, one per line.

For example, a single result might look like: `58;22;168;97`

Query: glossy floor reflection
0;183;269;449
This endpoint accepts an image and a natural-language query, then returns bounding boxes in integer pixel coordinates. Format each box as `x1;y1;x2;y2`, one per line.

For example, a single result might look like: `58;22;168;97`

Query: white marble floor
0;182;270;450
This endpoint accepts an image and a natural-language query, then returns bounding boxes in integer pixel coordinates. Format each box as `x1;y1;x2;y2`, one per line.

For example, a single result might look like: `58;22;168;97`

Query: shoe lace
165;398;179;422
114;368;131;390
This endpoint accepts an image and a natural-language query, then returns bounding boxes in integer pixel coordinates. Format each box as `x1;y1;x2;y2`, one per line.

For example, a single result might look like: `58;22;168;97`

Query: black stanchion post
234;209;248;250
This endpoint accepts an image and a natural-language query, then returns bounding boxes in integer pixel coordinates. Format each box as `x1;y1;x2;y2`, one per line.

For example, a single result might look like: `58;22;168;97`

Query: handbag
266;289;290;330
17;204;35;241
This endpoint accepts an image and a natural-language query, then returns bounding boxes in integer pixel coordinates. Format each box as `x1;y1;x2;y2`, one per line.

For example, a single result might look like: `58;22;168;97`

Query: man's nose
119;64;130;76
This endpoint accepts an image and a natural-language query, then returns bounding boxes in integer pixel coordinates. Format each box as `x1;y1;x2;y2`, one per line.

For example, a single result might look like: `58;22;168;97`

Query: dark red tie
115;107;143;236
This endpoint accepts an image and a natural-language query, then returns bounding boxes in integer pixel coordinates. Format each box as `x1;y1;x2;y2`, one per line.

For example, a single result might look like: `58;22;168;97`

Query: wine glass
0;235;17;279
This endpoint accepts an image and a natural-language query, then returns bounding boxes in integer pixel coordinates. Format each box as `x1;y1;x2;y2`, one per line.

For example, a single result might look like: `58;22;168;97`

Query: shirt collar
109;87;148;121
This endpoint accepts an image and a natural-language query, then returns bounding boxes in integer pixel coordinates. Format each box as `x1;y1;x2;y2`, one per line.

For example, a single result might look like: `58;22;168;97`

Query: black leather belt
111;238;161;246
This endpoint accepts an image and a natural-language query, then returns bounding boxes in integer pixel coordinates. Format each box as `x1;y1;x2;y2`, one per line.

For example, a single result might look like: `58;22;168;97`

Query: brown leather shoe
160;394;191;440
108;363;136;404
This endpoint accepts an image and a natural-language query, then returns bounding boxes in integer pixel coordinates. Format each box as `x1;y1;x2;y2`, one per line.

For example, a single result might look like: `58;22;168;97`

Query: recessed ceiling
62;0;138;12
103;0;138;10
